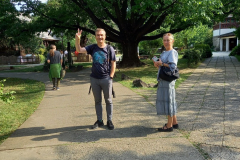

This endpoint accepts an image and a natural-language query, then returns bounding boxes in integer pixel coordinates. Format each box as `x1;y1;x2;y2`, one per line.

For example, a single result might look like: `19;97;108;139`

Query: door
222;39;226;51
229;38;237;51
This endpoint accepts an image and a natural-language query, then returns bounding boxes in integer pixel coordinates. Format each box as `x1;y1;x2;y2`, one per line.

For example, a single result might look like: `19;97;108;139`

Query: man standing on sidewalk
75;28;116;130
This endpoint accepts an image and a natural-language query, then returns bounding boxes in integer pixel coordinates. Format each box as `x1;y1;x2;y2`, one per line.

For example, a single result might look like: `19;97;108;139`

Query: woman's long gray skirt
156;79;177;117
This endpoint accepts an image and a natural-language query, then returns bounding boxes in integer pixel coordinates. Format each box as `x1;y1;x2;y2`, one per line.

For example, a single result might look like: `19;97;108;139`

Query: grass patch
114;55;200;92
192;143;211;160
0;77;45;144
0;65;44;72
71;62;92;69
235;55;240;61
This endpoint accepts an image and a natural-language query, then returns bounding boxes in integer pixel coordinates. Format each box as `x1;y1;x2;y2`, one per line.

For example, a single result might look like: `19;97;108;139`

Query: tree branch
135;0;179;39
71;0;120;42
98;0;119;26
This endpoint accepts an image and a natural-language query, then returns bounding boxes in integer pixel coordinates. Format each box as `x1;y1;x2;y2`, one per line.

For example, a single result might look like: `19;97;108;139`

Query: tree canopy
0;0;44;55
4;0;240;66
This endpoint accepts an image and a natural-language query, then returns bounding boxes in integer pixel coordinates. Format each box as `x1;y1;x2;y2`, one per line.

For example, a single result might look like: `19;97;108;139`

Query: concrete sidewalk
0;52;239;159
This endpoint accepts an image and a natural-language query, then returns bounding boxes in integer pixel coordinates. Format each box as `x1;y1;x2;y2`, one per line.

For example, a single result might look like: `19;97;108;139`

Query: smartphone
152;56;159;62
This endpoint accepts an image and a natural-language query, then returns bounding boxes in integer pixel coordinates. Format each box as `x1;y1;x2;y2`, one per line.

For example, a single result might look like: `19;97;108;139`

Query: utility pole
61;33;65;69
67;42;73;67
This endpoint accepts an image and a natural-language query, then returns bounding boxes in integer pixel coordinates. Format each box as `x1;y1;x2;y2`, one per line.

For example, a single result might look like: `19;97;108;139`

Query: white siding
213;28;236;37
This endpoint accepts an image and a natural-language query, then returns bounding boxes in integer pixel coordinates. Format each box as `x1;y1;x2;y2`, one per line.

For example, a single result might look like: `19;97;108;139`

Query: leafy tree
0;0;20;54
0;0;46;56
139;31;162;56
234;27;240;40
9;0;240;66
174;24;213;48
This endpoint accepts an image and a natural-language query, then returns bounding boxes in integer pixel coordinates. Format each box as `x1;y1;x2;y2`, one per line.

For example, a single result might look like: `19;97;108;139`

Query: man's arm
75;29;87;54
110;61;116;78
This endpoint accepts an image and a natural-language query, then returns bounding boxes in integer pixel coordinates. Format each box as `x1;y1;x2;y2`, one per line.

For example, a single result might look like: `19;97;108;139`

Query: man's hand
75;28;82;40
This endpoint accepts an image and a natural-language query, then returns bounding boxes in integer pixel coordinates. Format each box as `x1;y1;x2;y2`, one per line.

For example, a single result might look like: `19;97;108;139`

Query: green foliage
178;49;188;55
139;31;162;55
174;24;213;48
2;0;239;66
229;44;240;56
0;79;15;103
38;46;47;55
0;1;48;56
38;54;45;63
194;44;212;58
183;49;202;67
234;27;240;40
235;55;240;61
0;78;45;144
20;37;44;54
114;56;199;91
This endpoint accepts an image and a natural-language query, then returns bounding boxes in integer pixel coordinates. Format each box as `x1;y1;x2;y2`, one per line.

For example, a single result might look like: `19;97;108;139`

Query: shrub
194;44;212;58
38;55;45;63
38;47;47;55
0;79;15;103
139;49;151;55
229;44;240;56
178;49;188;57
184;49;201;67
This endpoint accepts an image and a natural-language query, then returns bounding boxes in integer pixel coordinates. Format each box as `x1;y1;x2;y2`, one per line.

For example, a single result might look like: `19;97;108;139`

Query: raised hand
75;28;82;40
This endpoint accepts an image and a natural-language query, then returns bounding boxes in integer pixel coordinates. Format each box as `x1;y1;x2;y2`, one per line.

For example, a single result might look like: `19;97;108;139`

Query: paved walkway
0;52;239;159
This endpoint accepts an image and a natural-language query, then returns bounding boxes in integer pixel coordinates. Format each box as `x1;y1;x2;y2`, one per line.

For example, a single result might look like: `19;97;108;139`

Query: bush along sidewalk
229;44;240;56
0;79;15;103
183;49;202;67
181;44;212;67
194;44;212;58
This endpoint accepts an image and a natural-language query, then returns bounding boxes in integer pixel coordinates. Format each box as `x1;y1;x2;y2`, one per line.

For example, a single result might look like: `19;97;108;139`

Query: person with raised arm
75;28;116;130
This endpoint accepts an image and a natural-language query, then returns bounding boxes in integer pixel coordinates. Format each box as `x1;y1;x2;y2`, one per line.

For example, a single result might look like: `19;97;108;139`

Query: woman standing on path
47;44;62;90
153;33;179;132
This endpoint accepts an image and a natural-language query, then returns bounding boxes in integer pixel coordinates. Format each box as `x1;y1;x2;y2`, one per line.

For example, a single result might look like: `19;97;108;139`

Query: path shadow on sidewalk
10;125;158;143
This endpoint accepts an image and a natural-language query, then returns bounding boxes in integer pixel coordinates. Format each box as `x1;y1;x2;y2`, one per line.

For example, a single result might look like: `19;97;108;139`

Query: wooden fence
72;54;92;62
0;55;41;65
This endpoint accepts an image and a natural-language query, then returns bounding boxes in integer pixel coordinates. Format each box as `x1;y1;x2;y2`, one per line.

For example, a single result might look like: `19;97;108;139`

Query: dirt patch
179;68;195;74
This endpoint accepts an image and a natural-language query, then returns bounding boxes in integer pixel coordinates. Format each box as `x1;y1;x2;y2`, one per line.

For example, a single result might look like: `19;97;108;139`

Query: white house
213;15;239;51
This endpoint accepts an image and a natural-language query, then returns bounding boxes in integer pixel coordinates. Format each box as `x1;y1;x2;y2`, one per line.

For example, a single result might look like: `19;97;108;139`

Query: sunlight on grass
0;78;45;144
0;65;44;72
115;57;197;91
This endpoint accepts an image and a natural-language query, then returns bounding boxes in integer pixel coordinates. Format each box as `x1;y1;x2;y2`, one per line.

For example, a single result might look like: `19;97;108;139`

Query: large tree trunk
119;41;142;67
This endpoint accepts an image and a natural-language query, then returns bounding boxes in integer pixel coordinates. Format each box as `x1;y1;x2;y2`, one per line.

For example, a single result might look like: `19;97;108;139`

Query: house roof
220;32;235;37
214;31;236;38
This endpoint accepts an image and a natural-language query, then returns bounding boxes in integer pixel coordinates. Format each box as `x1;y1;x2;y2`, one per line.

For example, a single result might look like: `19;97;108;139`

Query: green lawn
0;78;45;144
0;65;44;72
114;55;200;90
235;55;240;61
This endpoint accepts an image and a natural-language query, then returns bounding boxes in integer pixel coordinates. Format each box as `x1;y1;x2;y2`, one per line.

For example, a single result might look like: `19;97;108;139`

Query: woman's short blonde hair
95;28;106;35
163;33;174;40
